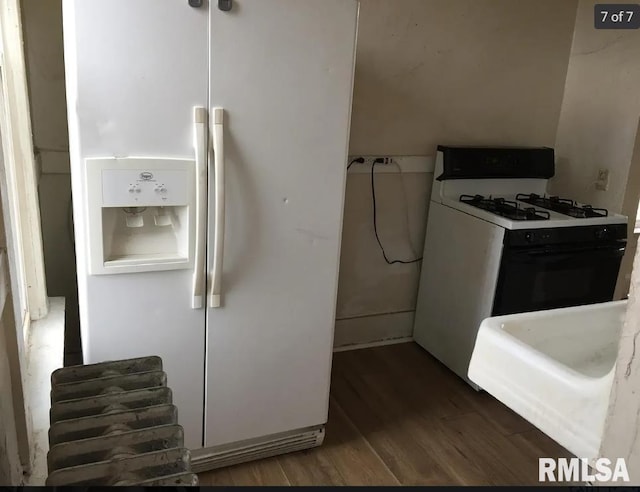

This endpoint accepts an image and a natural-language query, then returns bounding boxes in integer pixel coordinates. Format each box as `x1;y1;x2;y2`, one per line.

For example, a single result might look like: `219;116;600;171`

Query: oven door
492;242;626;316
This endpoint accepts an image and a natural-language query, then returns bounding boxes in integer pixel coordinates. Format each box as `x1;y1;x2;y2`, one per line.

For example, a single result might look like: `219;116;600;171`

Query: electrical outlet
595;169;610;191
347;155;402;172
355;156;393;166
370;156;392;165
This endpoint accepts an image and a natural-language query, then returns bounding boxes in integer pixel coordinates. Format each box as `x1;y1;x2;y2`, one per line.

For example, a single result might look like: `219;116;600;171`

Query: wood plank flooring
198;342;572;486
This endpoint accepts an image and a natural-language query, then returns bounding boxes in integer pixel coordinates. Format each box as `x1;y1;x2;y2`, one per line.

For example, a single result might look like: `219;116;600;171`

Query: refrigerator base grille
192;426;325;473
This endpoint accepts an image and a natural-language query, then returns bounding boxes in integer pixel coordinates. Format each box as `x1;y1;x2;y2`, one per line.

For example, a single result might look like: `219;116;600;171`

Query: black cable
371;159;423;265
347;157;365;170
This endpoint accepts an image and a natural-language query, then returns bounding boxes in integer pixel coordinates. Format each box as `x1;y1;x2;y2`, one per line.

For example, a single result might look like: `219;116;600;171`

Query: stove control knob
595;227;609;240
524;232;536;243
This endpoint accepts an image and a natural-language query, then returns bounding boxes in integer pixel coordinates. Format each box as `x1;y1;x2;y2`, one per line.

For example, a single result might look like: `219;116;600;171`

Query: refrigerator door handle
209;107;225;308
191;107;208;309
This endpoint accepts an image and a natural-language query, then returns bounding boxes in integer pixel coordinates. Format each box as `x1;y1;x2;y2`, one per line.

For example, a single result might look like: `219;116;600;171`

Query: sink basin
468;300;626;459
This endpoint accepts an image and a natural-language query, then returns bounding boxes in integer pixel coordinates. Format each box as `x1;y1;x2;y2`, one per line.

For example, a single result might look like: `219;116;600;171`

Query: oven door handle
523;245;626;259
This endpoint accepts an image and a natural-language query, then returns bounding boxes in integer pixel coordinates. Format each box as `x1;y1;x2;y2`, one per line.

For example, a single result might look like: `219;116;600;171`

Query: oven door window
492;243;625;316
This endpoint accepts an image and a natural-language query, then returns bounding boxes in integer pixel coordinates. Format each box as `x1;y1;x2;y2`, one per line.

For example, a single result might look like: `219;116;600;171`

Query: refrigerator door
205;0;358;447
63;0;208;448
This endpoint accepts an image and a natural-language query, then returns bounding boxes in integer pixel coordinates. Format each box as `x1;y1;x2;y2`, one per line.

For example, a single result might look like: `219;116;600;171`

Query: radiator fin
47;356;197;486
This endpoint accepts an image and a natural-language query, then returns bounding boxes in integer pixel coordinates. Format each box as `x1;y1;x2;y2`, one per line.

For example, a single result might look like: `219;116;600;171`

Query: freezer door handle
192;107;208;309
209;107;225;308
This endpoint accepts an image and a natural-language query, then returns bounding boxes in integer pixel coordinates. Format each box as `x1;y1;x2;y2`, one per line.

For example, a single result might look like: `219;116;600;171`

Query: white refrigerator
62;0;358;469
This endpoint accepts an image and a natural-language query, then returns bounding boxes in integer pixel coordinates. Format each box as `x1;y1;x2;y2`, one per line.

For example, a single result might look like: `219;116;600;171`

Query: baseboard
333;310;415;350
333;336;413;352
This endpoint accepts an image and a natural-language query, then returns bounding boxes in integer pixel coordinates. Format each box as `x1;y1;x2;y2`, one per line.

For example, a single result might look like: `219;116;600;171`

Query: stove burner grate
515;193;609;218
460;194;551;221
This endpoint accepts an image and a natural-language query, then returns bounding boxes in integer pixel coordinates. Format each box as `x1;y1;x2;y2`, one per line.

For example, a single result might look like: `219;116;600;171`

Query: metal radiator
46;356;198;486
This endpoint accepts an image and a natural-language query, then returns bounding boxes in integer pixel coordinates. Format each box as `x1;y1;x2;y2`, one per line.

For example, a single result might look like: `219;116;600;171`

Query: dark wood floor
198;342;572;486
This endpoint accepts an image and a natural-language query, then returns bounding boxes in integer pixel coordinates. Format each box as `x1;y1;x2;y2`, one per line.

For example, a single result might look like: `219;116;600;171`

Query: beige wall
349;0;577;155
551;0;640;299
21;0;80;358
23;0;578;347
21;0;67;155
337;0;577;344
551;0;640;214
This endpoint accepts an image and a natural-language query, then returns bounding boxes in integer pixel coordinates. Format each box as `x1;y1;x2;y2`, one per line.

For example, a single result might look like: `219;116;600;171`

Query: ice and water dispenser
85;158;195;274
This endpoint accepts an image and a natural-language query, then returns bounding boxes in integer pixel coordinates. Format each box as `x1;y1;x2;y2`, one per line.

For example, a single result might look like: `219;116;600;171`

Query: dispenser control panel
101;169;189;207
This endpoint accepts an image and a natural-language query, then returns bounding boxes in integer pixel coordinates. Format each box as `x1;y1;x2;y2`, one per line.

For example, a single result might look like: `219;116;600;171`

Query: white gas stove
413;146;628;387
431;146;627;230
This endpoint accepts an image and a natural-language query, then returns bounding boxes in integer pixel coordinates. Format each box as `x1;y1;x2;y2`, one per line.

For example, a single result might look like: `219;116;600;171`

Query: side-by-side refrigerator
62;0;358;469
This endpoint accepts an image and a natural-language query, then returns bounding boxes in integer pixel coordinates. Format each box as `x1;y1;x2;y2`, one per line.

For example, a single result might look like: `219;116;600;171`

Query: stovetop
515;193;608;218
460;195;551;221
457;193;619;224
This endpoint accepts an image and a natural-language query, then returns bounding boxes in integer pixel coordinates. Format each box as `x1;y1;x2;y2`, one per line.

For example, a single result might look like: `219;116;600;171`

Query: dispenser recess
85;157;196;275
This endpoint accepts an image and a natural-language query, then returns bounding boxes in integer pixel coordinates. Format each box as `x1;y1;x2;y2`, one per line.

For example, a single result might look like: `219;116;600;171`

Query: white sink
468;300;626;460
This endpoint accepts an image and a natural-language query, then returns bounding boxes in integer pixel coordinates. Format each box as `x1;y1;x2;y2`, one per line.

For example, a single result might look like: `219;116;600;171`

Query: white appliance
413;146;628;387
62;0;358;469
